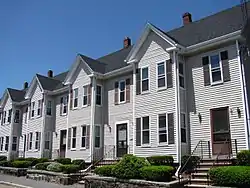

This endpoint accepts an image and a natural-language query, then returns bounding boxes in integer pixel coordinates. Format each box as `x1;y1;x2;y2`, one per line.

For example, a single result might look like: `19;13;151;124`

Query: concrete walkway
0;174;84;188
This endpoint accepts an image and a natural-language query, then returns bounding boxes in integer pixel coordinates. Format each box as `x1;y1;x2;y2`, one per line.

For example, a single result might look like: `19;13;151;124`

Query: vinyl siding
186;44;247;156
134;32;177;161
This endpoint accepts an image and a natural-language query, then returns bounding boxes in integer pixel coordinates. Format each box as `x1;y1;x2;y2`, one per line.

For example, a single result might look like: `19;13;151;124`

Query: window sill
70;148;77;151
157;87;167;92
82;105;89;109
72;107;79;111
34;149;39;152
36;116;42;119
96;105;102;107
140;91;150;96
139;144;151;148
80;147;87;151
60;113;67;117
210;81;223;86
158;143;169;147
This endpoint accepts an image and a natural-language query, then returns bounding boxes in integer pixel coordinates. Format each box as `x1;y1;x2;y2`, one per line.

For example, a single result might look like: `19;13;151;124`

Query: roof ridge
79;53;107;66
36;73;63;82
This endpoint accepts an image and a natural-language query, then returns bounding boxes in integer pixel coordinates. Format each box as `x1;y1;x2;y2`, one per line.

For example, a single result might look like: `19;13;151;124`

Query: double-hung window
31;102;35;118
142;116;150;144
141;67;149;92
24;107;28;124
35;132;40;150
71;127;77;149
119;81;126;103
179;62;185;88
45;132;51;149
96;85;102;105
83;86;88;106
95;125;101;148
46;100;52;116
28;133;32;150
12;137;17;151
157;62;166;88
60;96;68;115
181;113;187;143
14;110;20;123
5;136;9;151
7;109;12;123
73;88;78;108
81;126;86;148
158;114;167;143
0;137;4;151
3;111;6;124
37;100;42;116
210;54;223;84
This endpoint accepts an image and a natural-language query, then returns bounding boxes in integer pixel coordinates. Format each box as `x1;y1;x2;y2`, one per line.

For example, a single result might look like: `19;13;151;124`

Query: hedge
94;165;116;177
209;166;250;187
140;166;174;182
14;157;48;166
72;159;85;169
47;162;63;172
11;161;32;168
61;164;80;174
146;156;174;166
237;150;250;166
54;158;71;165
181;155;200;173
0;156;7;161
35;162;52;170
0;161;12;167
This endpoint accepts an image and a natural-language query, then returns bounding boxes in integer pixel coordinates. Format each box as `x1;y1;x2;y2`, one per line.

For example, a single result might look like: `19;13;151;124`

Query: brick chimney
182;12;192;25
23;82;28;89
48;70;53;78
124;37;131;48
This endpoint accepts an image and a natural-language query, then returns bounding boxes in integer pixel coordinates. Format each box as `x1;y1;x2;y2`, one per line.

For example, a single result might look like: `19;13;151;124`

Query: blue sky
0;0;240;96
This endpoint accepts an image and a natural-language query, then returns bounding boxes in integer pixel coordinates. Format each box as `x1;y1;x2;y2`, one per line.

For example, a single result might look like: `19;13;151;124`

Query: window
14;110;20;123
158;114;167;143
119;81;126;103
181;113;186;143
141;67;149;92
46;100;52;116
31;102;35;118
24;107;28;124
60;96;68;115
142;116;150;144
28;133;33;150
179;62;185;88
210;54;222;83
3;111;6;124
73;88;78;108
5;136;9;151
96;85;102;105
71;127;77;149
45;132;51;150
0;112;2;125
0;137;4;151
95;125;100;148
37;100;42;116
35;132;40;150
83;86;88;106
7;109;12;123
12;137;17;151
157;62;166;88
81;126;86;148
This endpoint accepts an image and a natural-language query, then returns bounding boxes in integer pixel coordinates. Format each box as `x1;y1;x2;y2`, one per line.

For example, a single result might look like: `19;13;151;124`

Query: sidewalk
0;174;84;188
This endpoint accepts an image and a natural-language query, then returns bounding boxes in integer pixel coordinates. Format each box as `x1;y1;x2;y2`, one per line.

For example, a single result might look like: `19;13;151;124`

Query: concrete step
185;184;208;188
190;178;210;185
191;173;208;179
195;167;210;173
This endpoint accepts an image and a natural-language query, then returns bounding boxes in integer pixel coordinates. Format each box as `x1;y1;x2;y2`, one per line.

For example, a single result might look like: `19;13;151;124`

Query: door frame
210;106;232;156
115;120;129;158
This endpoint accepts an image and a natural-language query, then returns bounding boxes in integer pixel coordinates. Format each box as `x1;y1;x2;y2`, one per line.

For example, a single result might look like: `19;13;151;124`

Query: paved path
0;174;84;188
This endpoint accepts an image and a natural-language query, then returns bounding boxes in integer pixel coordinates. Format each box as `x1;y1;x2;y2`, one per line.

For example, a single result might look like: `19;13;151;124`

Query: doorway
59;130;67;158
116;123;128;158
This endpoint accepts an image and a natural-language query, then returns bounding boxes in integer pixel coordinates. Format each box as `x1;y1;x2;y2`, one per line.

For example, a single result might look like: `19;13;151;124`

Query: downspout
236;40;250;149
132;63;136;155
40;93;46;158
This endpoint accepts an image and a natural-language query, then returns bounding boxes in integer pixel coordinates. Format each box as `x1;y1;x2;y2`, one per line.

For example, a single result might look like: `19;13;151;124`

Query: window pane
158;63;165;75
83;87;87;95
179;63;184;75
180;76;185;88
95;137;100;147
159;114;166;129
73;127;77;137
142;67;148;79
97;86;101;95
143;116;149;130
159;134;167;143
120;92;125;102
142;131;149;144
142;80;149;92
83;96;87;105
210;55;220;68
74;89;78;97
95;126;100;136
72;138;76;148
120;81;125;91
81;138;86;148
158;78;165;88
96;96;101;105
212;70;222;82
82;126;86;136
181;128;186;143
181;114;186;128
212;109;229;133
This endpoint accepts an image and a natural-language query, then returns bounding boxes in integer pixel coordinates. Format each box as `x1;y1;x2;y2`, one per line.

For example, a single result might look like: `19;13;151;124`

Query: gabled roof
7;88;26;102
79;54;106;74
36;74;67;91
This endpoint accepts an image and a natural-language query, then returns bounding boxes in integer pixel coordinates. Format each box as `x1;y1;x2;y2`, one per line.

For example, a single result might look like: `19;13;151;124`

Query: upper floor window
73;88;78;108
83;86;88;106
141;67;149;92
46;100;52;116
119;81;126;103
31;102;35;118
96;85;102;106
210;54;222;83
179;62;185;88
157;62;166;88
7;109;12;123
3;111;6;124
37;100;42;117
60;96;68;115
14;110;20;123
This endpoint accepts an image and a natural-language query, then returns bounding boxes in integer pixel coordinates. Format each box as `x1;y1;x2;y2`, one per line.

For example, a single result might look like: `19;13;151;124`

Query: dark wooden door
116;123;128;158
211;107;232;155
60;130;67;158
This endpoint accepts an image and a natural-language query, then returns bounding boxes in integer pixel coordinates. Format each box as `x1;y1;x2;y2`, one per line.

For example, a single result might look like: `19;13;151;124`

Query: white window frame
0;137;4;151
179;62;185;89
82;86;88;107
81;125;87;148
96;85;102;106
14;109;20;123
73;88;79;108
35;132;40;150
156;62;167;89
45;132;51;150
158;113;168;144
118;80;126;104
95;125;101;148
7;109;12;123
181;113;187;143
37;100;42;117
31;102;35;118
141;66;149;93
209;53;224;85
71;127;77;149
28;133;32;150
12;136;17;151
5;136;9;151
61;96;68;115
46;100;52;116
140;116;150;146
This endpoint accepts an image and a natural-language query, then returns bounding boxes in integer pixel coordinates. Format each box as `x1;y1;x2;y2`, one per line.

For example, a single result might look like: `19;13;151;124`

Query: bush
0;156;7;161
112;154;148;179
14;157;26;161
147;156;174;166
11;161;32;168
35;162;52;170
140;166;174;182
37;158;49;164
209;166;250;187
181;155;200;173
0;161;12;167
54;158;71;165
72;159;85;170
94;165;116;177
61;164;80;174
47;162;63;172
237;150;250;166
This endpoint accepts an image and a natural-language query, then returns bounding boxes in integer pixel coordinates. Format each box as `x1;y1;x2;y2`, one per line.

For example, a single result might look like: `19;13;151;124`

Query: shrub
140;166;174;182
37;158;49;164
72;159;85;170
209;166;250;187
0;156;7;161
237;150;250;166
181;155;200;173
54;158;71;165
94;165;116;177
14;157;26;161
35;162;52;170
47;162;63;172
0;161;12;167
112;154;148;179
11;161;32;168
61;164;80;174
147;156;174;166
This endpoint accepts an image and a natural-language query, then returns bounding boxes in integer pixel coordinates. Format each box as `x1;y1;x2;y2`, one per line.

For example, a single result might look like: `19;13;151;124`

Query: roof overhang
24;75;44;99
46;85;70;96
0;89;11;108
12;99;30;106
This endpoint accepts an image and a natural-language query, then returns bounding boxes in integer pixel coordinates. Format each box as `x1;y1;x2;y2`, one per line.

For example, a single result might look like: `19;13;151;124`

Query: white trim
236;40;250;149
157;113;168;146
208;53;224;85
140;116;151;147
82;85;88;107
90;77;96;160
141;65;150;94
118;80;126;104
132;64;136;155
156;61;167;90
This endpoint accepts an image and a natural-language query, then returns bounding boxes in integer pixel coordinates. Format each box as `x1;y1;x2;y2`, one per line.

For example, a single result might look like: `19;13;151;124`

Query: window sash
157;62;166;88
95;125;101;148
7;109;12;123
73;88;78;108
5;136;9;151
181;113;186;143
83;86;88;106
47;101;52;116
209;54;223;84
119;81;126;103
37;100;42;116
29;133;32;150
3;111;6;124
24;107;28;123
31;102;35;117
81;126;86;148
141;67;149;92
0;137;3;151
96;86;102;105
158;114;167;143
12;136;17;151
35;132;40;149
61;96;68;114
141;116;150;145
71;127;77;149
14;110;20;123
179;62;185;88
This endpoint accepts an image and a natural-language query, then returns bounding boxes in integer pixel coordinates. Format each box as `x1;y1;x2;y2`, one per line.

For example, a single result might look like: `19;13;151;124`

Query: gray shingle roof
7;88;26;102
79;54;106;74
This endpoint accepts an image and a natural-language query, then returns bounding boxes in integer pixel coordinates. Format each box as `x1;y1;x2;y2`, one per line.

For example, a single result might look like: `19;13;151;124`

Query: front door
116;123;128;158
211;107;232;155
60;130;67;158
